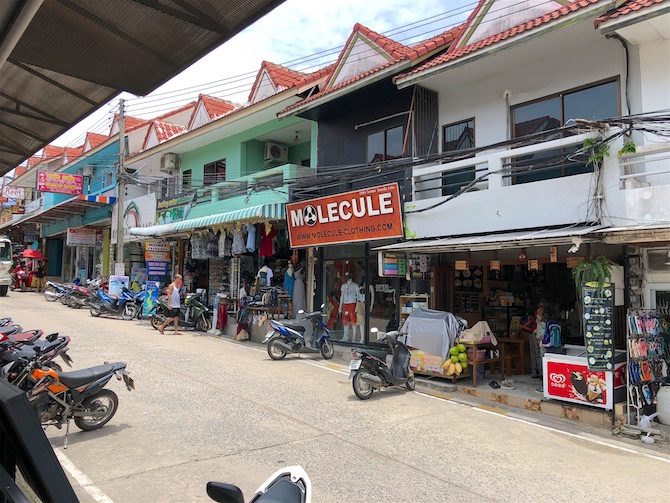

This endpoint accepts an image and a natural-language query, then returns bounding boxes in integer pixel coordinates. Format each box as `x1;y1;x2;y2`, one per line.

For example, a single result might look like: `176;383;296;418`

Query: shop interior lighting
292;131;301;145
455;260;469;270
489;260;501;271
528;259;539;271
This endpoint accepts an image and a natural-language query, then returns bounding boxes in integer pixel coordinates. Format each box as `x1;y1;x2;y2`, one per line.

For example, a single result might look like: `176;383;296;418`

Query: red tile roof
248;61;308;102
14;167;27;177
396;0;606;83
595;0;667;26
42;145;63;159
141;120;186;150
64;146;84;162
86;132;108;149
25;156;41;168
280;23;463;116
198;94;237;119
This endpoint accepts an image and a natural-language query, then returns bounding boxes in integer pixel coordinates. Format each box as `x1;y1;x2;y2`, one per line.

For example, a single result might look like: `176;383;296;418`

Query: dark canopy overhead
0;0;285;176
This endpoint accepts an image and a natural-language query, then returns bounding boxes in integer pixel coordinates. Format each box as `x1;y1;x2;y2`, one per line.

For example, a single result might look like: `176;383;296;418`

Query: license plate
348;359;361;370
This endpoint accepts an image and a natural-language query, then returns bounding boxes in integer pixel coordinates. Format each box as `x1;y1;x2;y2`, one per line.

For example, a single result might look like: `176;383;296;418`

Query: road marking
475;404;508;414
55;448;114;503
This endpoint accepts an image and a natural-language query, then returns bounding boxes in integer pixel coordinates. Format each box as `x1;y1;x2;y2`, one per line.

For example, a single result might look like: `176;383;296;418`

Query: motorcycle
263;305;334;360
348;328;415;400
0;326;43;345
43;280;70;302
66;277;106;308
207;466;312;503
1;332;73;376
150;292;212;332
10;264;34;291
2;349;134;449
86;287;137;320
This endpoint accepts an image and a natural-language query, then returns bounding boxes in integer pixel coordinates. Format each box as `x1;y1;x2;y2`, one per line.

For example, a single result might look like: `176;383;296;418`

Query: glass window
182;169;192;191
511;79;619;184
367;131;385;163
442;118;476;195
204;159;226;185
0;241;10;261
367;126;405;163
386;126;404;160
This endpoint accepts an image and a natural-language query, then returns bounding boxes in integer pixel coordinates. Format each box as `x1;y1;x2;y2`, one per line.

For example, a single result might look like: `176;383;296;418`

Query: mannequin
338;272;359;342
284;262;295;299
353;275;375;343
256;259;273;290
292;263;306;317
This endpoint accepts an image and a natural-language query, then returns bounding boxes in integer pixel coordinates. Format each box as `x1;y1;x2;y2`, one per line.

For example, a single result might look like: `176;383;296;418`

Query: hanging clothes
259;223;276;257
284;265;295;299
231;226;246;256
218;230;228;258
246;223;257;252
292;268;306;317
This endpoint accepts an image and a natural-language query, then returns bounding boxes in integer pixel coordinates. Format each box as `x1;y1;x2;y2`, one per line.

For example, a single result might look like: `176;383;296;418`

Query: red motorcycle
10;265;35;292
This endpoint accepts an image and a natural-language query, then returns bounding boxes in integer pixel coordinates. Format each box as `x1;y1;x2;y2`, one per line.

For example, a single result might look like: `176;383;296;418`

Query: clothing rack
625;309;670;426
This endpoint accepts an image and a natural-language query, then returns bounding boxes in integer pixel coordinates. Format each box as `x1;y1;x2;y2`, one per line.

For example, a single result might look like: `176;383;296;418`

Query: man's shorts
168;308;180;318
342;303;357;324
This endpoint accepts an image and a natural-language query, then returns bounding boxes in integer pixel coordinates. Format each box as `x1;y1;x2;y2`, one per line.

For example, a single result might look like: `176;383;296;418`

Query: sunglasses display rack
625;309;670;426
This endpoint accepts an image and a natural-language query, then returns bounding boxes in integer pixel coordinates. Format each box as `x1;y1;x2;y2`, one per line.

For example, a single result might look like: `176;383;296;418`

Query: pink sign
37;171;83;195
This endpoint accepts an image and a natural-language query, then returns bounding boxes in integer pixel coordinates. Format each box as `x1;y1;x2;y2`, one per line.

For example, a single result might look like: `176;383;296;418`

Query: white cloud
55;0;472;147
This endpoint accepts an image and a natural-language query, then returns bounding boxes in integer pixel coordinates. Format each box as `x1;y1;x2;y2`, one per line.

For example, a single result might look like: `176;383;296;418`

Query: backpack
520;315;537;333
541;321;562;348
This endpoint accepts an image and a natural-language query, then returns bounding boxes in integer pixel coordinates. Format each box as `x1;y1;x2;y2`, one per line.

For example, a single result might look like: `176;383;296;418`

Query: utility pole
116;98;125;272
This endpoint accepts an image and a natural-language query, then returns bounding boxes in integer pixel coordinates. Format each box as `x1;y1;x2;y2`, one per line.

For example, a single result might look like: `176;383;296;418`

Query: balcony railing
618;142;670;189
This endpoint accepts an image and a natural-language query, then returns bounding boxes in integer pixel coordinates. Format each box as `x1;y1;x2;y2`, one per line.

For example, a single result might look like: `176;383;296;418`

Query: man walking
158;274;183;335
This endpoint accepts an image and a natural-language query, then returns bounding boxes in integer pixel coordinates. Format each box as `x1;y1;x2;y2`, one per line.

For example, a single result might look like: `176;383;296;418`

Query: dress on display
292;268;306;317
284;268;295;299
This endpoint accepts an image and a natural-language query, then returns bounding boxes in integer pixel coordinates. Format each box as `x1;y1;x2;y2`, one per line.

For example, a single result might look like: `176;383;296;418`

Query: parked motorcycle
43;280;70;302
150;292;212;332
2;349;134;448
10;264;34;291
0;327;42;345
1;332;73;376
263;305;334;360
86;287;136;320
348;328;415;400
207;466;312;503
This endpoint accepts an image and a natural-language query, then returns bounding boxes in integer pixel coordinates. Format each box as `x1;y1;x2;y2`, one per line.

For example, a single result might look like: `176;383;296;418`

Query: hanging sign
581;282;615;370
146;260;169;277
286;183;403;248
37;171;83;195
2;186;25;199
67;228;96;246
156;193;194;224
145;242;170;260
380;252;407;277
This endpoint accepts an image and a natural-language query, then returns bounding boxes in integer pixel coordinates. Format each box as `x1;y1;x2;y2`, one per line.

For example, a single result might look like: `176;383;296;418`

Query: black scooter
348;328;415;400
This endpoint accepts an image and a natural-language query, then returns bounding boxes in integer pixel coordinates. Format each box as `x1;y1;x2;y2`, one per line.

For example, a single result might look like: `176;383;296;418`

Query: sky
53;0;474;148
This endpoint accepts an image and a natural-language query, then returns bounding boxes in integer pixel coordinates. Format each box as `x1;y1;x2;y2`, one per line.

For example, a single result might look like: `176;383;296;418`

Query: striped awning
174;202;286;232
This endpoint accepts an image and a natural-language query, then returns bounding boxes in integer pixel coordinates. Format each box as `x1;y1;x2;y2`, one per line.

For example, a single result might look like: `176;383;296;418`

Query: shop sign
145;242;170;260
66;228;96;246
131;267;147;285
11;205;25;214
156;193;194;224
37;171;83;195
380;252;407;277
581;281;615;370
146;260;169;277
109;275;129;296
286;183;403;248
143;281;161;316
546;361;609;406
2;186;25;200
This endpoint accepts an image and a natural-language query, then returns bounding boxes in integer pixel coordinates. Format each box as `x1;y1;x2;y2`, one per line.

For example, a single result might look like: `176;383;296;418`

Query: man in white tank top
159;274;183;335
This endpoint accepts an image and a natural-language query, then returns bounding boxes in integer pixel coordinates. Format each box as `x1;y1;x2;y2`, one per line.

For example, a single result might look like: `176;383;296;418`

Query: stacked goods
441;343;468;376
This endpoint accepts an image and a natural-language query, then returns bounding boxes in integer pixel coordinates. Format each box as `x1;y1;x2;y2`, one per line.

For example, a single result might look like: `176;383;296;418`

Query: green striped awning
174;202;286;232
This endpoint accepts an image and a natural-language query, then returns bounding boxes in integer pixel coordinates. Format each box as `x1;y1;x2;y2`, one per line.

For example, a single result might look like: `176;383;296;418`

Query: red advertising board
546;360;610;405
37;171;83;195
286;183;403;248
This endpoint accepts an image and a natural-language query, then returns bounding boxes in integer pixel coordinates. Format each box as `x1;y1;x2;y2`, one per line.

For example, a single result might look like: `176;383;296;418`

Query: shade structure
174;203;286;232
21;249;46;260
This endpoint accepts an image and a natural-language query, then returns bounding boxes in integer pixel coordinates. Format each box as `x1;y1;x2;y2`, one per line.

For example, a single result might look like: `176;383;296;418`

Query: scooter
207;466;311;503
43;281;70;302
263;305;334;360
10;264;34;291
149;292;212;332
86;287;137;320
348;328;415;400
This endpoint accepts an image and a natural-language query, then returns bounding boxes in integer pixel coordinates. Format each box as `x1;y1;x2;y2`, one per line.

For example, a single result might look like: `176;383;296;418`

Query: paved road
2;291;669;502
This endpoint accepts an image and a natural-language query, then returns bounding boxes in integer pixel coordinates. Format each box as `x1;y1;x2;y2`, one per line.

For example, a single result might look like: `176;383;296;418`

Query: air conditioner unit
82;165;94;177
160;153;180;174
264;142;288;163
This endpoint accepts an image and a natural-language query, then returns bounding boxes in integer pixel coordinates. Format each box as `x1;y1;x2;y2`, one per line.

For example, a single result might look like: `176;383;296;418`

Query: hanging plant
572;255;616;297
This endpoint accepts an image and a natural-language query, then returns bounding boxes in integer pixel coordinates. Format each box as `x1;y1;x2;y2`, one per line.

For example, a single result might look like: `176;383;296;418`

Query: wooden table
246;295;292;321
462;341;506;387
497;337;529;375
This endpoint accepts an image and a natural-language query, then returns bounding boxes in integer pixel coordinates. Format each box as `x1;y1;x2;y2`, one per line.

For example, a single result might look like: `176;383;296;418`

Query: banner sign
145;242;170;260
2;186;25;199
156;193;194;224
581;281;615;370
143;281;161;316
109;275;129;296
287;183;403;248
37;171;83;195
146;260;169;277
67;228;96;246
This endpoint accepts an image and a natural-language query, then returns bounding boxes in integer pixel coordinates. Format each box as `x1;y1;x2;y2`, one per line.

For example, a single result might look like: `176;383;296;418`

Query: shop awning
596;224;670;244
173;202;286;231
128;222;180;238
0;194;115;229
373;225;604;253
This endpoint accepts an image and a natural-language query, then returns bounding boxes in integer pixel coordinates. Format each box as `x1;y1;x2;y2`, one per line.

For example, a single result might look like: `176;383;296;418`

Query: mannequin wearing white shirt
338;272;359;342
353;275;375;343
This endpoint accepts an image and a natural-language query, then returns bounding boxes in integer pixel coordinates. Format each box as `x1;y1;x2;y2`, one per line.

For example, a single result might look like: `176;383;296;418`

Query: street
2;292;669;503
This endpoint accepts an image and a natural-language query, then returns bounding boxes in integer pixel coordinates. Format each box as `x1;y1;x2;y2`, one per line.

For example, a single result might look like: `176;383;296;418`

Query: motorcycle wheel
60;294;69;305
319;338;335;360
74;389;119;431
151;314;166;330
47;361;62;373
121;303;136;321
352;369;374;400
267;337;288;360
196;315;212;332
0;285;7;297
89;306;101;317
66;296;76;308
405;369;416;391
43;285;57;302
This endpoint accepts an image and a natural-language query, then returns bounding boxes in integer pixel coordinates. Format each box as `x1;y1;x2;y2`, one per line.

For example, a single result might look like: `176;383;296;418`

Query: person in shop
339;272;359;342
234;277;252;341
35;260;46;293
255;259;273;293
535;306;559;393
157;274;183;335
520;299;546;379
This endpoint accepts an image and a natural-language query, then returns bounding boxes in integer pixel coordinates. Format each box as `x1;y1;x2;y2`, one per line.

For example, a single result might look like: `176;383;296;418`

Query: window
204;159;226;185
182;169;192;191
511;79;619;184
442;118;475;195
367;125;404;163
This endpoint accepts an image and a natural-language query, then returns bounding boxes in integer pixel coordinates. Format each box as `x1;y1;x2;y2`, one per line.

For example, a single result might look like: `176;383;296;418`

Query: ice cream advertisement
546;361;607;405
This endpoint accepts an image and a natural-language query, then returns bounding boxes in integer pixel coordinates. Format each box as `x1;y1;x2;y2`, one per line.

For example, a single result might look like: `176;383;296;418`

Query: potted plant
572;255;616;297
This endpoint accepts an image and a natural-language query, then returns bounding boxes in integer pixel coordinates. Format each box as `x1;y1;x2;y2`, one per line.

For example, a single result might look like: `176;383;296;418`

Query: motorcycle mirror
206;482;244;503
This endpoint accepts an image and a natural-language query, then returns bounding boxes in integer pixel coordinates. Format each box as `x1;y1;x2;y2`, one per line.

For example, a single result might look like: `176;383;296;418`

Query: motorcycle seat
281;321;306;332
58;364;116;388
